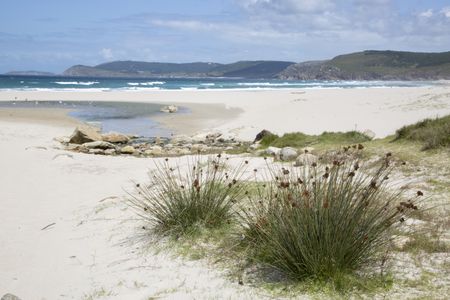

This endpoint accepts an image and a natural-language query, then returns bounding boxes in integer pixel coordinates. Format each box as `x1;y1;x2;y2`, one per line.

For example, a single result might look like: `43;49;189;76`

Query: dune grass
394;115;450;150
238;154;422;281
260;131;371;148
128;155;248;236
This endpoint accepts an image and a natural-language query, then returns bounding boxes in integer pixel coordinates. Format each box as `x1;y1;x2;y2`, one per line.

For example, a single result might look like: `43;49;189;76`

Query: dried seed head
417;190;423;196
283;169;290;175
245;160;249;164
165;158;169;162
323;173;329;179
386;152;392;157
348;171;355;177
311;162;317;167
358;144;364;150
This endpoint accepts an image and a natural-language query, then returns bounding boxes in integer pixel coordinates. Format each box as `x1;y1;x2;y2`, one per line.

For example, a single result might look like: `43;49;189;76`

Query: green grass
239;155;421;281
394;115;450;150
128;155;248;236
260;131;371;148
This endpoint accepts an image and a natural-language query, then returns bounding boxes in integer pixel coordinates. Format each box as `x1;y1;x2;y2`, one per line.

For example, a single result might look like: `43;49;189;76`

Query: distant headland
5;50;450;80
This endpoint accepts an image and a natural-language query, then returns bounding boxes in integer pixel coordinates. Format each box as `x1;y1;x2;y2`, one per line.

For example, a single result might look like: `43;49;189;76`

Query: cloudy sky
1;0;449;73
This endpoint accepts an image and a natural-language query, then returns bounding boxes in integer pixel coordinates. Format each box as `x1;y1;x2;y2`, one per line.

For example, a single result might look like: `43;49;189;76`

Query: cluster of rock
58;126;244;157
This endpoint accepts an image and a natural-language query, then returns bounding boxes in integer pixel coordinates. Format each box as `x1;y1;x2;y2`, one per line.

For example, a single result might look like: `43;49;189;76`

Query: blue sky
1;0;449;73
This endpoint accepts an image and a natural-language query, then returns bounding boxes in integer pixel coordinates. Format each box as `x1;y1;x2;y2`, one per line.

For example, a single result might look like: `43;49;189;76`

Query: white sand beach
1;86;450;299
1;85;450;140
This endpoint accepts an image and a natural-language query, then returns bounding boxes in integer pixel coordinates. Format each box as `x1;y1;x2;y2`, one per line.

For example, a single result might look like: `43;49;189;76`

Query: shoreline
1;86;450;140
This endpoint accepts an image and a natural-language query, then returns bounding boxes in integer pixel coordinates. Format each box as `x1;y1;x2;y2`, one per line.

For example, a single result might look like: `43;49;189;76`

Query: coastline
1;86;450;140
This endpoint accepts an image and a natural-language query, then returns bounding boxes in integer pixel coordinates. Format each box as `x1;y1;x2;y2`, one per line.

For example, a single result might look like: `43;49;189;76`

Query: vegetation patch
128;155;248;236
394;115;450;150
238;155;422;281
260;131;371;148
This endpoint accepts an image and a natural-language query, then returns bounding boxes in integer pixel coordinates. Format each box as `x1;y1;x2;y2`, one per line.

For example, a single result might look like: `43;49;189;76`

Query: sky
0;0;449;73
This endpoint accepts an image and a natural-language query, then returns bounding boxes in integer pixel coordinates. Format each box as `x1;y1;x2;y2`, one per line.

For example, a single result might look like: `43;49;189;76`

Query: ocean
0;75;435;91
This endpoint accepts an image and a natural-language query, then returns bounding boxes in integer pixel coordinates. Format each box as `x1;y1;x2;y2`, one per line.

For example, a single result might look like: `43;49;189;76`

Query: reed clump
239;154;421;280
128;155;248;236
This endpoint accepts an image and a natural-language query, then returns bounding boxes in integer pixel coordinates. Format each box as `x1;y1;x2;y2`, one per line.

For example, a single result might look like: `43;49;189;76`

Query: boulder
266;146;281;156
102;132;130;144
295;153;318;166
280;147;298;161
1;294;22;300
253;129;273;143
82;141;116;150
362;129;376;140
160;105;178;113
69;126;102;144
120;145;136;154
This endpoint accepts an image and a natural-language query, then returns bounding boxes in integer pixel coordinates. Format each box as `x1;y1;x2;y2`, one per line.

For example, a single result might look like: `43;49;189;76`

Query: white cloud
100;48;114;60
239;0;333;13
441;7;450;18
419;9;433;18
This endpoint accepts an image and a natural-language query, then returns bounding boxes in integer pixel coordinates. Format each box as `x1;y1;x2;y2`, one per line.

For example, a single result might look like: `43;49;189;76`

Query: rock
144;145;163;156
120;145;136;154
249;143;261;150
102;132;130;144
362;129;376;140
171;134;192;144
191;133;207;144
154;136;162;144
206;132;222;142
82;141;116;150
280;147;298;161
295;153;318;166
88;148;105;155
225;146;234;151
1;293;22;300
160;105;178;113
69;126;102;144
191;144;209;153
104;149;116;155
266;146;281;156
253;129;273;143
164;143;174;150
54;136;70;144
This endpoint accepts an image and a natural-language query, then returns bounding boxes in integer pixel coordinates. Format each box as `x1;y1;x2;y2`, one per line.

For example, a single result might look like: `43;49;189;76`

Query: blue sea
0;75;435;91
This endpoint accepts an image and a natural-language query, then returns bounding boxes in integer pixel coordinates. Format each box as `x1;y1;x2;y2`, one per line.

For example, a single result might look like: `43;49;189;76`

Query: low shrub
394;115;450;150
128;155;248;235
239;154;422;280
260;131;371;148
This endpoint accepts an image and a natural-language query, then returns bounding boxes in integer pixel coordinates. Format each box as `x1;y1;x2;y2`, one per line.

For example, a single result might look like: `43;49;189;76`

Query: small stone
362;129;376;140
121;145;136;154
249;143;261;150
280;147;298;161
266;146;281;157
88;148;105;155
1;293;22;300
104;149;116;155
82;141;116;150
160;105;178;113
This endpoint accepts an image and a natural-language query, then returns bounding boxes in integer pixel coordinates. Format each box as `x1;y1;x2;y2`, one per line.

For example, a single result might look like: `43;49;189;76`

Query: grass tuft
239;154;421;280
128;155;248;236
394;115;450;150
260;131;371;148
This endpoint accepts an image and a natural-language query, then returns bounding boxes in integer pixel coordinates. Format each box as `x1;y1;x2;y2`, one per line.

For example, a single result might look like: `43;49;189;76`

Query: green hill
278;50;450;80
63;60;295;78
